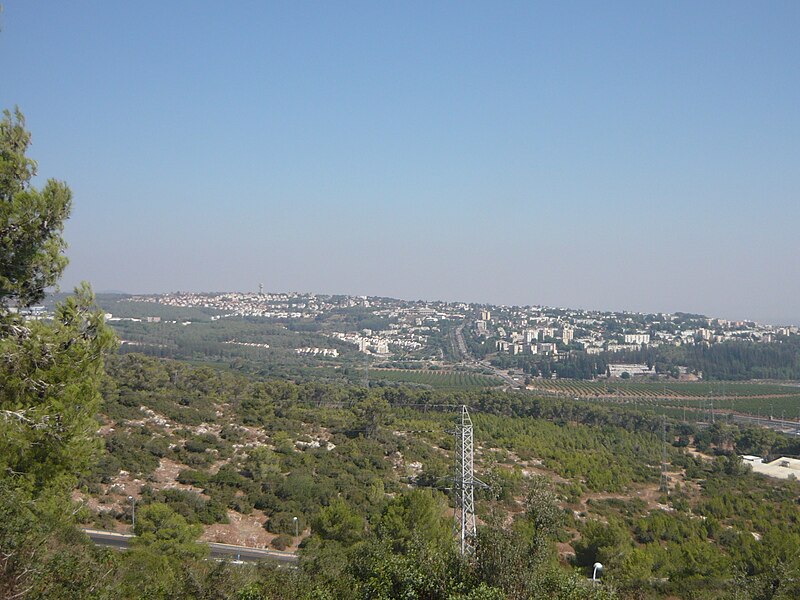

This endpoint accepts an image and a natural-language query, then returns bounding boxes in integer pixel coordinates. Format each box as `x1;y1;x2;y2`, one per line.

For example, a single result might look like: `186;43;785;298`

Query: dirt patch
200;509;305;551
686;446;715;461
97;422;117;435
488;449;570;485
556;541;575;561
151;458;208;495
575;482;667;514
152;458;186;484
519;465;570;484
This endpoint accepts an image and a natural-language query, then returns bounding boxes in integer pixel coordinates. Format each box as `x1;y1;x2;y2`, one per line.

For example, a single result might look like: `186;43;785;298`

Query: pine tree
0;107;116;598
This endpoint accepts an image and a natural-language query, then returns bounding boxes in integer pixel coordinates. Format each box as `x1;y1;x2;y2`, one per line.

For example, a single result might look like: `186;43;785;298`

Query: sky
1;2;798;324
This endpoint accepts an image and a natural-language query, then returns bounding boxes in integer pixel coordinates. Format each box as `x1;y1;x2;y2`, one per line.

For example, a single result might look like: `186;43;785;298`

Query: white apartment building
624;333;650;345
608;363;655;377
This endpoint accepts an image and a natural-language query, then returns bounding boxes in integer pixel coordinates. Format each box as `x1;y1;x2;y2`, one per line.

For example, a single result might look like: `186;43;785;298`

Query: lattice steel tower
453;405;487;555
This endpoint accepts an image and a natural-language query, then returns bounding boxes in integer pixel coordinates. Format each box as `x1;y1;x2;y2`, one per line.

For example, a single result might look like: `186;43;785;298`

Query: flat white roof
746;456;800;479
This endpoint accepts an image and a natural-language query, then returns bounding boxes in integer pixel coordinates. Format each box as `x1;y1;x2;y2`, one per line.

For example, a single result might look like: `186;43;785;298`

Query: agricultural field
654;394;800;420
527;379;800;421
370;368;502;389
527;379;799;399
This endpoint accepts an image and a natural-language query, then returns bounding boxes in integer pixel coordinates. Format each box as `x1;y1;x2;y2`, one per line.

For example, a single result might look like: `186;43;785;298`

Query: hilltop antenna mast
453;405;487;555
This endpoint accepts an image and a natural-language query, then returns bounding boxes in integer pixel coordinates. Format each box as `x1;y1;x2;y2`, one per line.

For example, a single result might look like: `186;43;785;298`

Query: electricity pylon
453;405;487;555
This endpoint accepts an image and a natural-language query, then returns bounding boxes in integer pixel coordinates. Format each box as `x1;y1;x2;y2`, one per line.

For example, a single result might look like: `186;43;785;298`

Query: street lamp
293;516;298;537
128;496;136;530
592;562;604;585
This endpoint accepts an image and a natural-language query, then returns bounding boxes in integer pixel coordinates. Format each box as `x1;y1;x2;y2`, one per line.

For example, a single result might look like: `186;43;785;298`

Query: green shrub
176;469;209;486
271;534;293;550
265;512;304;535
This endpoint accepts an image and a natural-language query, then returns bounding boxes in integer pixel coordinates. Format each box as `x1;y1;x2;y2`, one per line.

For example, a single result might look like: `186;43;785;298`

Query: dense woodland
613;338;800;381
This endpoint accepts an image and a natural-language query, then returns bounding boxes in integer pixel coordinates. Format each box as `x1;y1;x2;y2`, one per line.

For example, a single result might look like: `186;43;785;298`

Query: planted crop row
371;369;501;389
529;379;798;399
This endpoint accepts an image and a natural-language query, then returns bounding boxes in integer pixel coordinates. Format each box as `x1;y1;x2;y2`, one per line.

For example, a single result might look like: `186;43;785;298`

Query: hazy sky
2;2;798;323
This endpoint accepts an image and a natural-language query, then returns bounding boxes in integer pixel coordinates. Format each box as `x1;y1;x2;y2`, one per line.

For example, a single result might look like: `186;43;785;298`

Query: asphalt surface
454;319;522;389
453;322;468;360
83;528;299;564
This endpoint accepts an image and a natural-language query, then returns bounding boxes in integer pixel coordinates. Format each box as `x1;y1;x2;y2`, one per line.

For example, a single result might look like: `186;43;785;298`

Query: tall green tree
0;107;116;598
131;503;208;560
1;108;72;309
312;497;364;546
0;107;115;498
377;488;452;553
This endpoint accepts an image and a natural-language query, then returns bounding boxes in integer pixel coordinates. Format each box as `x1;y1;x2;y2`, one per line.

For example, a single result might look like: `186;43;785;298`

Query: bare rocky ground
201;509;305;551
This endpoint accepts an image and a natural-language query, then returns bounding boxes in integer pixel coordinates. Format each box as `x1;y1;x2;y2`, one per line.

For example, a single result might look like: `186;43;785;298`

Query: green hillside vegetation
65;353;800;598
10;345;800;599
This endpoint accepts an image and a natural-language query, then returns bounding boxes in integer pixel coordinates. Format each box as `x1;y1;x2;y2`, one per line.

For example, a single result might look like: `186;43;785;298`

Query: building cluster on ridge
122;291;799;361
479;304;798;358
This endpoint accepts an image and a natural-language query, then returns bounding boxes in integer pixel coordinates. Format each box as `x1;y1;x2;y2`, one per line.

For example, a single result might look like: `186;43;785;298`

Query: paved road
83;529;298;564
448;322;468;361
453;320;521;389
489;364;522;388
731;414;800;435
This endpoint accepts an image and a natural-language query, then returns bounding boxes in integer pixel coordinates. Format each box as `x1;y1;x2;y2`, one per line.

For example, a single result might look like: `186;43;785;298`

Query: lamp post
293;516;298;538
592;562;603;585
128;496;136;530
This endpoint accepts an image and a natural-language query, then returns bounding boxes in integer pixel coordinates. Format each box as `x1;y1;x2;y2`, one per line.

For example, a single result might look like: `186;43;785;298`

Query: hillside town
122;291;799;363
477;305;799;356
